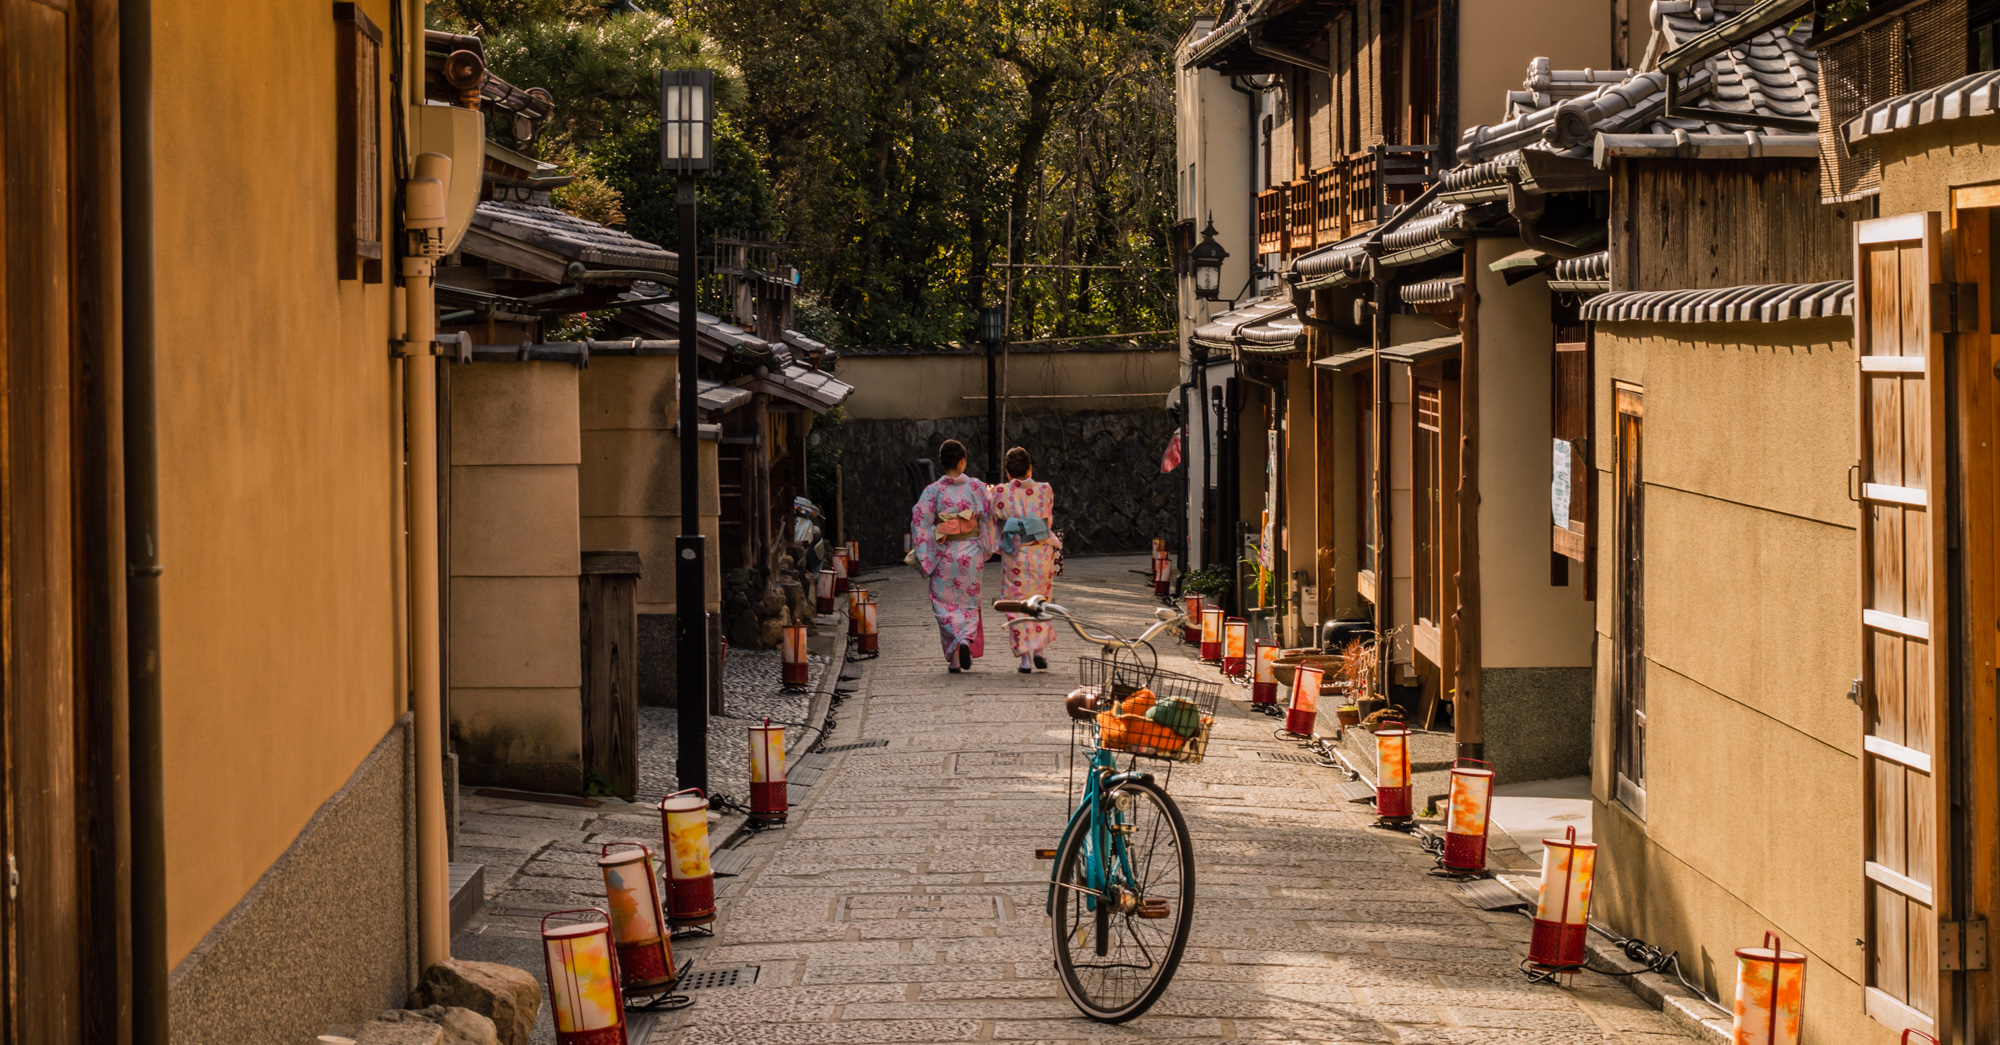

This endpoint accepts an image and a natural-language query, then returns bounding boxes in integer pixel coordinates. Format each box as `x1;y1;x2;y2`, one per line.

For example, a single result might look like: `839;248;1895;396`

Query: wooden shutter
1855;211;1952;1038
335;2;383;283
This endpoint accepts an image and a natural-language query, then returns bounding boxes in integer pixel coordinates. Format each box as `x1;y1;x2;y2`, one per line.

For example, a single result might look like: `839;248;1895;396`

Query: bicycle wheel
1050;777;1195;1022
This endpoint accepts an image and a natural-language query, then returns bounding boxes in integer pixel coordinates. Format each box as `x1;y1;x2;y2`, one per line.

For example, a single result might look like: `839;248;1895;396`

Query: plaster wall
1176;17;1254;329
1318;369;1366;622
1590;318;1868;1043
152;0;414;968
1285;357;1319;643
447;363;584;794
1456;0;1609;152
1875;120;2000;217
838;347;1177;422
1473;241;1593;669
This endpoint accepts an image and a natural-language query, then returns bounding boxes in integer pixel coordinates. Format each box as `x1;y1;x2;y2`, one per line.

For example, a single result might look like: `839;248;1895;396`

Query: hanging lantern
748;718;787;820
781;620;809;690
541;909;629;1045
1286;663;1323;736
1250;641;1279;707
1528;825;1597;968
658;788;716;922
1152;552;1171;597
1200;605;1223;663
596;845;676;995
1375;719;1413;818
847;587;868;636
815;568;836;614
1182;593;1203;645
1442;758;1496;872
1222;618;1249;676
832;547;850;593
1732;932;1806;1045
857;596;880;654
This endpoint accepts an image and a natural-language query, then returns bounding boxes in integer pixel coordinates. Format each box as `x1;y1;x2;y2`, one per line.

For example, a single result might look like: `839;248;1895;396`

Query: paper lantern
1222;618;1248;676
1200;606;1223;663
748;718;787;820
832;547;850;593
1286;663;1323;736
846;539;861;566
781;620;809;689
1732;932;1805;1045
1182;593;1203;645
1152;552;1171;596
815;568;836;614
1442;758;1495;872
847;587;868;636
657;789;716;921
1250;641;1279;707
596;845;676;994
1153;537;1168;559
1529;825;1596;968
541;910;629;1045
1375;720;1413;818
856;597;879;654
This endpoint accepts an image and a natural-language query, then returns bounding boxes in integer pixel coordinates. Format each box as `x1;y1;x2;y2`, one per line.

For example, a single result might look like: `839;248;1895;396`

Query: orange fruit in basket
1119;688;1157;717
1096;710;1128;747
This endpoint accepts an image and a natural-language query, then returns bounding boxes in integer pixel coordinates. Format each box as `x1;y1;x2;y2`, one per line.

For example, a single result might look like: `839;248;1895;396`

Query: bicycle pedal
1034;848;1057;860
1137;899;1172;919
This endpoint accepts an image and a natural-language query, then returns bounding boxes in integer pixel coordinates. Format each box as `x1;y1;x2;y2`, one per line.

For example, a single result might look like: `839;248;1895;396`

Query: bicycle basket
1078;660;1221;765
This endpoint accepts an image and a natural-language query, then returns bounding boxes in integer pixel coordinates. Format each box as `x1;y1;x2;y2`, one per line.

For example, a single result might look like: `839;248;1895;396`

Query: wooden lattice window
336;3;384;283
1613;384;1645;817
1552;314;1594;596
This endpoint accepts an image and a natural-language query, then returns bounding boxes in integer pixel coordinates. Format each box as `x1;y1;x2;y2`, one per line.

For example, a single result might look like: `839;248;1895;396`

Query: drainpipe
1369;274;1392;701
1451;246;1482;761
122;0;168;1039
403;154;454;968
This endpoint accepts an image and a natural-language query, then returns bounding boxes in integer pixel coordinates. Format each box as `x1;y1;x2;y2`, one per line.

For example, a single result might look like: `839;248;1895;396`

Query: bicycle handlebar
992;595;1182;650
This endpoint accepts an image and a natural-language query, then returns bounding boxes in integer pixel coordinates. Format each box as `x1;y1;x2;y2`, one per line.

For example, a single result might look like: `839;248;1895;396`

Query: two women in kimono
909;441;1059;674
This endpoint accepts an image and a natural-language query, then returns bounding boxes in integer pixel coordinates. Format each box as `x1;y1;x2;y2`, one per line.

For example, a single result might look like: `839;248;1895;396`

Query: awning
1401;276;1465;306
1190;296;1300;352
1845;68;2000;147
744;363;853;414
1380;334;1463;365
1312;348;1374;373
699;379;753;416
1581;280;1853;323
1548;251;1612;293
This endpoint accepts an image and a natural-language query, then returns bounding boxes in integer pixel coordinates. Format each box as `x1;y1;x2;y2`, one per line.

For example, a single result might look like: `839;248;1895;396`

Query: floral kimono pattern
910;474;996;661
993;478;1059;657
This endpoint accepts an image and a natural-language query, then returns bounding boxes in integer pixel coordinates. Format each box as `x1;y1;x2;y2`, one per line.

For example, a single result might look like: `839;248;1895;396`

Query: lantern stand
658;788;718;935
595;845;694;1013
1222;618;1249;679
853;595;880;658
1370;718;1415;831
780;619;809;692
1276;663;1323;740
747;718;788;826
1429;757;1496;879
1525;824;1597;975
1732;931;1806;1045
540;908;631;1045
1180;593;1203;646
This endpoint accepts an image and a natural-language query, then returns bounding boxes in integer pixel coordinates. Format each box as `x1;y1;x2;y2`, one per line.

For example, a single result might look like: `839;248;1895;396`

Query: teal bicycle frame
1046;746;1152;922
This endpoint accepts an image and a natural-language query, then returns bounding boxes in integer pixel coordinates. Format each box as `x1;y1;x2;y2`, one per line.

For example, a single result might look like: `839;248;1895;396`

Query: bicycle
994;594;1219;1023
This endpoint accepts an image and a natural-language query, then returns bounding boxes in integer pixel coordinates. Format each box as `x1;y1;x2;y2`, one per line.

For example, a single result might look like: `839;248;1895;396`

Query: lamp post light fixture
661;69;715;794
1189;218;1229;302
977;305;1006;480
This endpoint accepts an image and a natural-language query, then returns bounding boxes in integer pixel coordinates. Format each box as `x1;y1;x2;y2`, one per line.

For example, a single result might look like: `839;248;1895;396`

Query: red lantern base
1528;918;1588;968
668;874;716;922
1154;579;1169;596
1182;625;1199;645
1284;708;1317;735
1375;784;1412;818
1442;830;1488;872
555;1026;628;1045
834;577;849;594
1223;656;1245;676
1200;640;1220;662
848;615;862;637
616;939;677;992
751;780;787;818
1251;682;1277;705
816;596;834;614
782;664;809;688
859;633;879;654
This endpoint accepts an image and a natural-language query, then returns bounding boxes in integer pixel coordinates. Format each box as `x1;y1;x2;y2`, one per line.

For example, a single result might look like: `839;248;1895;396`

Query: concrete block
449;363;579;466
448;465;580;577
578;355;674;431
416;959;540;1045
448;576;581;688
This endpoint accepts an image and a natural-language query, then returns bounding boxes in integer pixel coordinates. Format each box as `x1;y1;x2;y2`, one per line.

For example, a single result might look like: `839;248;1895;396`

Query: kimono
909;473;996;661
993;478;1059;657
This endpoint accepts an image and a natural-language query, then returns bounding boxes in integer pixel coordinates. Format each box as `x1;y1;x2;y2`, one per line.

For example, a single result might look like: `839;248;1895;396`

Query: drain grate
1256;751;1324;765
1335;779;1378;803
712;848;753;877
1456;878;1531;911
680;965;759;991
788;765;824;788
821;739;888;752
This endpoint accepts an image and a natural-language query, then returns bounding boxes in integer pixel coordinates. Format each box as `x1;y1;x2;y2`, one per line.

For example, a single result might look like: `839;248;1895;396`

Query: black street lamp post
662;69;714;793
977;306;1005;481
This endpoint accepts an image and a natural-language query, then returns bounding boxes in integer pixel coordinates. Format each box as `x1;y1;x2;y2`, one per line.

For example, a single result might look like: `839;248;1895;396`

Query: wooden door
1613;385;1644;817
1854;211;1952;1039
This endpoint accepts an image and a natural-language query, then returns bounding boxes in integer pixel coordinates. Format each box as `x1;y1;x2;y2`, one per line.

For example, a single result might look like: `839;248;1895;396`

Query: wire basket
1077;656;1221;764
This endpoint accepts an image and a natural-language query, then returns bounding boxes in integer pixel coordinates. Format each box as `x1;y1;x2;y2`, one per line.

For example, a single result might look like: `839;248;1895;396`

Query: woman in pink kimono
994;447;1059;673
909;439;996;673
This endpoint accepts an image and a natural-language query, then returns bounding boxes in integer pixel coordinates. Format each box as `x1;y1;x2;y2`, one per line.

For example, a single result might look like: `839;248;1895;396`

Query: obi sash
999;515;1051;555
935;509;981;541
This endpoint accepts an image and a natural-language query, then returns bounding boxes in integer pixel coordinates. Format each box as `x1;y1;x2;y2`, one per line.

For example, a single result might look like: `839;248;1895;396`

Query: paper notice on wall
1552;438;1572;527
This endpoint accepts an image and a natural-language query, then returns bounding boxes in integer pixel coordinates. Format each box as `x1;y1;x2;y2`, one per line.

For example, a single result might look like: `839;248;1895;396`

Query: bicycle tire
1050;777;1195;1023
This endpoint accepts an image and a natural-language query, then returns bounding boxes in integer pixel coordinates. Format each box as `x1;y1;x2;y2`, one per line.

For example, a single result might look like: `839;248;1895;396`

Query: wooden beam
1451;242;1482;759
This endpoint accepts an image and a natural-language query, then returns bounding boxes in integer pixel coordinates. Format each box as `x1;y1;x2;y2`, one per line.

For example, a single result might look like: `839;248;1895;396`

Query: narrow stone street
649;554;1701;1045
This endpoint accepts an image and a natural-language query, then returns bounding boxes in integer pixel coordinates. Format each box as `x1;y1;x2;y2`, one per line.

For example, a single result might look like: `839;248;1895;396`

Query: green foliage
806;406;847;509
593;111;774;252
1182;564;1232;599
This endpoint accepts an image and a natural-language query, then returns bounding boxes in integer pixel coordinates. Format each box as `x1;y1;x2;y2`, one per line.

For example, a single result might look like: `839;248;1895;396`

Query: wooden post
581;550;642;798
1371;272;1393;701
1452;242;1483;760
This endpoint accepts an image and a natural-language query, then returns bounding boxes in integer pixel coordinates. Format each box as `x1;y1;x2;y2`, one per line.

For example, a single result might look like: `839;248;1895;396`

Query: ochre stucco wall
1876;120;2000;217
154;0;406;963
838;347;1178;421
1457;0;1609;134
1591;318;1873;1044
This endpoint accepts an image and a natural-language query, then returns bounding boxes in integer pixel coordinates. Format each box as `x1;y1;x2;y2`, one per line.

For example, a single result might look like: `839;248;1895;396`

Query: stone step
447;862;485;935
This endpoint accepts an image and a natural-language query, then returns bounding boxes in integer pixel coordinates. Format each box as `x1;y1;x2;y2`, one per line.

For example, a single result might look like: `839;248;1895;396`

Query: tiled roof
471;201;676;272
1582;280;1853;323
615;291;773;358
1190;295;1301;352
1401;276;1465;306
748;363;853;414
1548;251;1611;293
1460;2;1818;166
1844;69;2000;146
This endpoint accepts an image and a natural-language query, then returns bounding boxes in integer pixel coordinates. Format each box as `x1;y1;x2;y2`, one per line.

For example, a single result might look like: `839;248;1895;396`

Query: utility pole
663;70;714;792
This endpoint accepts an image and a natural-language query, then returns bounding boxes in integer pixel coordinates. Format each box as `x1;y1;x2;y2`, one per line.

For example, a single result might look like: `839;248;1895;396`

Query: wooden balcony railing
1286;179;1314;251
1311;165;1345;245
1251;146;1440;258
1256;187;1286;255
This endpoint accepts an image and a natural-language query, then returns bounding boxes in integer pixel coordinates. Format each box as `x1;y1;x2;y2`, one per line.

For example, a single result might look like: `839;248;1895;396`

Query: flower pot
1336;705;1361;727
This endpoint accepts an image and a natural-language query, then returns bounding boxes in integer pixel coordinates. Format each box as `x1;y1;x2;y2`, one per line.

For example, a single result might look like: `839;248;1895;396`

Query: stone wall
837;410;1182;561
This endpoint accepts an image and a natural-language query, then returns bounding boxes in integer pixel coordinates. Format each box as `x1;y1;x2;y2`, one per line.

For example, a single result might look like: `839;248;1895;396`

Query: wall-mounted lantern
1189;218;1229;301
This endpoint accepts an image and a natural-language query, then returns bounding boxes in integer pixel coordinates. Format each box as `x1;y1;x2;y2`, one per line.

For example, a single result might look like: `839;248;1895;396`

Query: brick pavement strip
642;554;1698;1045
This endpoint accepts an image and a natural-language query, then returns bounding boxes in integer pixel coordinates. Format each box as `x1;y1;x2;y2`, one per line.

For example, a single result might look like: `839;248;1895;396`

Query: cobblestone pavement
650;554;1698;1045
636;646;827;805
